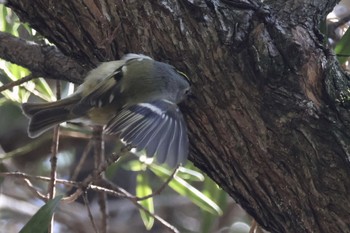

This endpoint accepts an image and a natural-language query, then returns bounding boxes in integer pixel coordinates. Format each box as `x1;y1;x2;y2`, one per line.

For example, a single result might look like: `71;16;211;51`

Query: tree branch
0;31;85;84
4;0;350;232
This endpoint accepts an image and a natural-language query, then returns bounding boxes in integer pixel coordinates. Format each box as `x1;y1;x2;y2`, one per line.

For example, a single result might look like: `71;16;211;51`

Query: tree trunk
4;0;350;232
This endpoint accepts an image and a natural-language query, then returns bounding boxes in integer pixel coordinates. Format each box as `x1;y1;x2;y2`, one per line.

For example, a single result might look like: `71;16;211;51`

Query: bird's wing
72;55;153;114
105;99;189;167
71;62;125;114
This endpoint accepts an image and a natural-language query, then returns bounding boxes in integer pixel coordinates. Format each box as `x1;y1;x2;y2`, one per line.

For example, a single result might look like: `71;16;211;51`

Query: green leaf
200;177;228;233
335;27;350;64
202;176;227;210
7;63;30;81
0;63;32;102
177;166;204;181
150;164;223;215
32;78;56;101
19;195;63;233
1;7;20;36
0;5;9;32
122;160;144;172
136;173;154;230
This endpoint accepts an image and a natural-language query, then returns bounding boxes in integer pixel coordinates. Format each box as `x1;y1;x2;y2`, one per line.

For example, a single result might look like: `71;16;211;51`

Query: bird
22;54;191;167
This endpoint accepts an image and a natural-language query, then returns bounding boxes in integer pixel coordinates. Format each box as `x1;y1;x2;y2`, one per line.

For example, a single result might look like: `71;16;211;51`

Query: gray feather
144;117;169;158
104;99;189;167
164;120;178;168
178;119;189;165
154;117;174;164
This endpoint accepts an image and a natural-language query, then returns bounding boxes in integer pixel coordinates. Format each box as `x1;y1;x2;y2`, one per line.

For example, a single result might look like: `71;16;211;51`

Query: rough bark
0;32;85;83
3;0;350;232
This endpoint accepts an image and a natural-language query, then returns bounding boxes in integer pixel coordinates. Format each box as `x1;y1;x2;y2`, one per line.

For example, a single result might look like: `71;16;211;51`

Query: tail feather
22;95;80;117
22;95;81;138
28;108;71;138
22;102;54;117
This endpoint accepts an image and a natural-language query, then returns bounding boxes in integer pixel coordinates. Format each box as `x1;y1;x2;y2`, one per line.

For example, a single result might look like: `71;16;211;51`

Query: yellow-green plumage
22;54;191;167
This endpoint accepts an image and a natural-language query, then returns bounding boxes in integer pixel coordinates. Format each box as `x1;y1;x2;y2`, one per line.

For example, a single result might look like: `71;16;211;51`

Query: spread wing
105;99;189;167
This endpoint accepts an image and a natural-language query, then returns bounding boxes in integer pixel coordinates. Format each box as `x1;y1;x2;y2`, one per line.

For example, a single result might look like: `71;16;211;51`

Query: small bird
22;54;191;167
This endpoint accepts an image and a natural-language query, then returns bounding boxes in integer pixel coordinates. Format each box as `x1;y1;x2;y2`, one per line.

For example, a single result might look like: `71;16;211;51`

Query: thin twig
48;80;61;233
98;191;108;233
1;147;131;208
90;183;128;198
329;14;350;31
66;140;93;193
90;182;180;233
93;179;133;199
63;145;132;203
0;136;49;161
249;219;257;233
0;73;36;93
92;126;108;233
0;172;78;187
1;165;179;233
48;126;59;199
82;192;100;233
256;225;264;233
22;178;47;201
136;166;179;201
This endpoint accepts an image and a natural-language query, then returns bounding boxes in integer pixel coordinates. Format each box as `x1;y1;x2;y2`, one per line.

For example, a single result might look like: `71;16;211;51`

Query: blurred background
1;1;350;233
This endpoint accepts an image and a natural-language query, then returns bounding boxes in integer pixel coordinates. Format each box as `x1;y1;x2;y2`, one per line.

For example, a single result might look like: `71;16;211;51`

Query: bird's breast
87;105;117;125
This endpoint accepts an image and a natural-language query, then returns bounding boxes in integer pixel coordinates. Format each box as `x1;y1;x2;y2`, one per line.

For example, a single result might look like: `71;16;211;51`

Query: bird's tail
22;95;80;138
